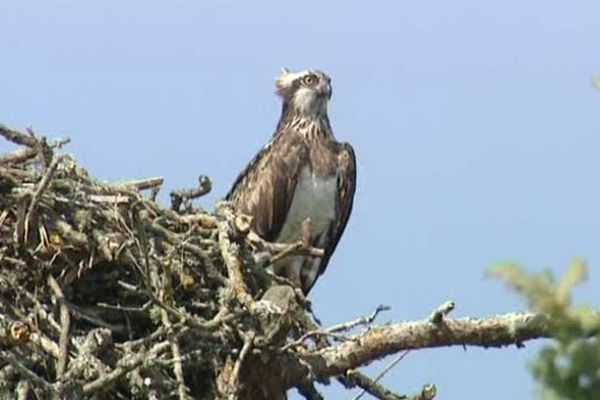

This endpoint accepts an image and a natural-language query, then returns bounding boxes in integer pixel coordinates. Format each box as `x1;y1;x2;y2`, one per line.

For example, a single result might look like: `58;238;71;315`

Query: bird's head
276;68;332;117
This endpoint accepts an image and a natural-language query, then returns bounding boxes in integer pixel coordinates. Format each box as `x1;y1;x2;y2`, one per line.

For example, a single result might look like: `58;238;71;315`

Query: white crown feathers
275;68;310;96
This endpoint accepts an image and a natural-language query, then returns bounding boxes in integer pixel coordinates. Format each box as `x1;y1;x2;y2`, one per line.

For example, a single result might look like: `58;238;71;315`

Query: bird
226;68;356;295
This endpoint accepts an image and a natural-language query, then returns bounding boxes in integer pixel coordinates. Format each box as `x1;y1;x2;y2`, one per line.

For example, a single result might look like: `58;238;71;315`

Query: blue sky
2;1;600;398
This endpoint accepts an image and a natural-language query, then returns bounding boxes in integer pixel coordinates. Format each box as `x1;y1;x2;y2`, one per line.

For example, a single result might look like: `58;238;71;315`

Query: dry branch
0;124;567;400
47;276;70;379
267;311;552;392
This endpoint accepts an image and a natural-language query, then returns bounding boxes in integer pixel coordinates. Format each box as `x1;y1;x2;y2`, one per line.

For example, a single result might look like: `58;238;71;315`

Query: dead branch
47;276;71;379
0;124;38;147
170;175;212;211
0;124;575;400
115;176;164;191
216;203;253;307
350;350;410;400
428;300;455;324
266;311;553;392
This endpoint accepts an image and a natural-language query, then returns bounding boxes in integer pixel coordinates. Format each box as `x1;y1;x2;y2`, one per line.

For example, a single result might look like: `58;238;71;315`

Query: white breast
276;166;337;243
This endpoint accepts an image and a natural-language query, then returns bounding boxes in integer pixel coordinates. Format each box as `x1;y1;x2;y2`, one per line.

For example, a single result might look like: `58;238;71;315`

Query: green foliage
488;259;600;400
593;75;600;91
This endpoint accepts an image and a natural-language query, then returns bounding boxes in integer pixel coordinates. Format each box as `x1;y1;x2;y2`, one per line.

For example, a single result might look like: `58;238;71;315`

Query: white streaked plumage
276;166;338;243
227;68;356;294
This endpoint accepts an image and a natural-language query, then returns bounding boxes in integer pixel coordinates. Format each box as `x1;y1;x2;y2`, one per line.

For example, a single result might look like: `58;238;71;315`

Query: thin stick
16;380;31;400
24;155;63;240
161;308;189;400
326;305;391;334
0;351;55;392
170;175;212;211
82;340;172;394
283;305;390;351
230;331;255;395
216;208;253;306
0;125;38;147
0;138;70;165
351;350;411;400
116;176;164;191
345;371;405;400
47;276;71;379
88;194;130;204
428;301;455;324
267;240;306;265
247;231;324;258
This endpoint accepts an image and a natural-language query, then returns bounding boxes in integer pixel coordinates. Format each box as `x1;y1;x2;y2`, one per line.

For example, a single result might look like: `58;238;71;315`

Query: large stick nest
0;125;315;399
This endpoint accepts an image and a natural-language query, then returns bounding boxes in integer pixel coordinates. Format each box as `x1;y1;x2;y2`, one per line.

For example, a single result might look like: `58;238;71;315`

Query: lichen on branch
0;124;580;400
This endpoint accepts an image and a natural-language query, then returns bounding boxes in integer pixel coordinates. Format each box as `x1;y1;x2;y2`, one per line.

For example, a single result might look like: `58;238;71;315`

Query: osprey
227;68;356;295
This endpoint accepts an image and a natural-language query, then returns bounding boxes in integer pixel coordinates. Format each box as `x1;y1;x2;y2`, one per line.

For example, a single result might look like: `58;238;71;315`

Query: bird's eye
302;74;318;86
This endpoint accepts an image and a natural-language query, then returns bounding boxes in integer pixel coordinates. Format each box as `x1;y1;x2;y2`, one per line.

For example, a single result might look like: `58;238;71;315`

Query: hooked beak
318;81;332;100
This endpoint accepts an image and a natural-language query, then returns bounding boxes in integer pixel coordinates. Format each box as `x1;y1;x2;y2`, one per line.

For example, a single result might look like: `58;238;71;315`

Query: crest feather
275;68;309;97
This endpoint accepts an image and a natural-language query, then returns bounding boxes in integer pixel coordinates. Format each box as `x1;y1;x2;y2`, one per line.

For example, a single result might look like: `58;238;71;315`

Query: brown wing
226;132;308;241
303;142;357;293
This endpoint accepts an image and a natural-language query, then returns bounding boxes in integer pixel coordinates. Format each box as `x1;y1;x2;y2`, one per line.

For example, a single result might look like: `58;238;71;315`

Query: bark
0;124;570;400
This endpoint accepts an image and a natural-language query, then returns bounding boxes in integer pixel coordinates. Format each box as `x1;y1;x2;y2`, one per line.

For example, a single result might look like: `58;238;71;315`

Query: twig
346;373;435;400
351;350;410;400
327;305;391;334
272;312;555;391
417;384;437;400
217;208;253;306
428;301;455;324
0;138;70;165
0;124;569;400
62;300;125;332
148;219;217;274
96;301;152;313
177;212;218;228
24;155;63;241
282;332;347;352
283;305;390;351
0;293;61;359
52;217;88;247
130;212;190;322
346;371;404;400
158;248;190;400
267;240;306;265
230;331;255;396
82;340;172;394
0;254;27;268
116;321;185;350
170;175;212;211
0;147;37;165
0;125;38;147
88;194;130;204
16;380;31;400
18;286;62;332
116;176;164;191
47;276;71;379
161;308;189;400
171;338;188;400
247;231;325;258
0;351;55;393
